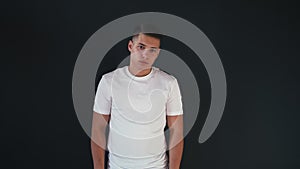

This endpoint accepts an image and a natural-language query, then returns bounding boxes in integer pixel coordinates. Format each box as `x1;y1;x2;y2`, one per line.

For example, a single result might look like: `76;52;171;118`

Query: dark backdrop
1;0;299;169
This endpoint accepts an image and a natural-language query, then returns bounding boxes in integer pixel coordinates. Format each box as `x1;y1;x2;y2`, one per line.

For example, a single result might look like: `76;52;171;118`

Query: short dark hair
131;24;163;42
131;33;163;41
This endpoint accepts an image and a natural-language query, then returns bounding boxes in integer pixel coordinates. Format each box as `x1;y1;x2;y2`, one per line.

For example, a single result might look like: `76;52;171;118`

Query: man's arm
91;112;110;169
167;115;184;169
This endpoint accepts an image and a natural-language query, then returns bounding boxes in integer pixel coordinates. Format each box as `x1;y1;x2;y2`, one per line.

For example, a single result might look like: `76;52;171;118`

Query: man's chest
110;77;169;122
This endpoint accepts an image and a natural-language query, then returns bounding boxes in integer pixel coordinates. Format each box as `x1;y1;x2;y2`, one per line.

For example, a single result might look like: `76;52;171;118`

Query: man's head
128;33;161;73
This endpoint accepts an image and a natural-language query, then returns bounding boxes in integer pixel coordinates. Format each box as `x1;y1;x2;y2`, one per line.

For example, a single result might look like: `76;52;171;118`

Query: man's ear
128;40;133;52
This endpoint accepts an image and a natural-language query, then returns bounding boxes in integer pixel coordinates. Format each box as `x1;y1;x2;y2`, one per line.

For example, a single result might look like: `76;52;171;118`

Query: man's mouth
139;61;148;64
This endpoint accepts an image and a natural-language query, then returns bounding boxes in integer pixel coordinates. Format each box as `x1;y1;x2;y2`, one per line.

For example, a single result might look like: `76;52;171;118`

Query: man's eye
138;45;145;50
150;49;157;53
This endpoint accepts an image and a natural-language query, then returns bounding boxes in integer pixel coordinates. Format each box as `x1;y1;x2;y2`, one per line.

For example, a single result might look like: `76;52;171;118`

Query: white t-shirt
93;66;183;169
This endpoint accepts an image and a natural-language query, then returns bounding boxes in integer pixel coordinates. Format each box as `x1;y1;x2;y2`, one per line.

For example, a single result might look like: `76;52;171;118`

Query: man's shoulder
101;66;125;79
154;67;177;82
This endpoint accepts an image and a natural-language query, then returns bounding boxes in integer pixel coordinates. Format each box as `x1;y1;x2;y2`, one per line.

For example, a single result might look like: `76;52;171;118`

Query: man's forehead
134;34;160;48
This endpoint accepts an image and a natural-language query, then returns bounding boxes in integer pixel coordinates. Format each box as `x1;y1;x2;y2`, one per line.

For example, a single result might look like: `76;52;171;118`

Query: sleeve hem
166;111;183;116
93;109;111;115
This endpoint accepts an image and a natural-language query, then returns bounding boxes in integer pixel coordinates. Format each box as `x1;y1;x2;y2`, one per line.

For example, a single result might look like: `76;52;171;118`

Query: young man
91;32;184;169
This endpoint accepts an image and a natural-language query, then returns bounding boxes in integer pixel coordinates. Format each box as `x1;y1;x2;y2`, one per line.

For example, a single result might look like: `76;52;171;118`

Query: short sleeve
93;75;112;115
166;78;183;116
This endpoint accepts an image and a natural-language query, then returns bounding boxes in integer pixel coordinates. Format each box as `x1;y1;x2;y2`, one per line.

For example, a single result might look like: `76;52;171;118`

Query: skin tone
167;114;184;169
127;33;160;77
91;113;110;169
91;33;184;169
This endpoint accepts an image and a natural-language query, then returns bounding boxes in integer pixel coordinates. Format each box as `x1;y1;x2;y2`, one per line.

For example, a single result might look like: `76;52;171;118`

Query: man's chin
136;64;152;69
134;66;152;72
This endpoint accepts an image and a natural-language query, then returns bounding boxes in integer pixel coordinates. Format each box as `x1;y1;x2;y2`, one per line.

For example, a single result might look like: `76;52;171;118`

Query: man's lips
139;61;148;64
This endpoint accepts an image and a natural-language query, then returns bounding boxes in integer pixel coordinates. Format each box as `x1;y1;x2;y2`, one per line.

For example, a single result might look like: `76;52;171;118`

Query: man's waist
108;151;167;169
107;128;167;157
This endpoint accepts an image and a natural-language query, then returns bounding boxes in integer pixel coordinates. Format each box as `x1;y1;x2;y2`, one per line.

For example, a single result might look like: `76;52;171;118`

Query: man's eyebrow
138;43;159;49
138;43;146;46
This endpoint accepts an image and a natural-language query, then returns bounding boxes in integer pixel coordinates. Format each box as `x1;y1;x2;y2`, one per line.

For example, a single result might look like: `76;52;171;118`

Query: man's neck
128;65;152;77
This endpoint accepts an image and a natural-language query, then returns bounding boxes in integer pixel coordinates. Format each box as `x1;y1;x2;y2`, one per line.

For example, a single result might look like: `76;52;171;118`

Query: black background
1;0;299;168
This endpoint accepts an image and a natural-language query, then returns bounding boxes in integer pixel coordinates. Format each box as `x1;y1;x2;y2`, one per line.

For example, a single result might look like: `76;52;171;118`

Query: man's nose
141;50;149;59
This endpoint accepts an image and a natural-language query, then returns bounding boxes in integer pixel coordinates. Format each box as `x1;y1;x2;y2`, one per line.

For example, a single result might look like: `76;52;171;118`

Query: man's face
128;33;160;71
